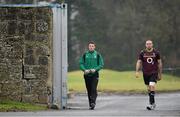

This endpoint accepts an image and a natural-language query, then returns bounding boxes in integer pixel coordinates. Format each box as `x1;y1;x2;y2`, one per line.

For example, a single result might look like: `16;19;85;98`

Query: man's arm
79;56;91;74
157;59;162;80
79;56;86;71
94;54;104;72
135;60;142;78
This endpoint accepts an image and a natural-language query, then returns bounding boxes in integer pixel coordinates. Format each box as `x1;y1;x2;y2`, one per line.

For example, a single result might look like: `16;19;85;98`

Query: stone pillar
0;6;53;104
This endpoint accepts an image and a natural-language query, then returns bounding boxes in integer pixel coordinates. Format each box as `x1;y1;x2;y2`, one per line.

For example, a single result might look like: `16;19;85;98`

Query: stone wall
0;7;52;104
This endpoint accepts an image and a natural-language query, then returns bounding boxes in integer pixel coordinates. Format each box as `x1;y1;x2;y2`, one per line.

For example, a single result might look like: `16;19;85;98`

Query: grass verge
0;100;47;112
68;69;180;93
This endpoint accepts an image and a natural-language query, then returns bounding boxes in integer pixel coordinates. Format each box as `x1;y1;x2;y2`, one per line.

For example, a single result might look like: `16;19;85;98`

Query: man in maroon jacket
136;39;162;110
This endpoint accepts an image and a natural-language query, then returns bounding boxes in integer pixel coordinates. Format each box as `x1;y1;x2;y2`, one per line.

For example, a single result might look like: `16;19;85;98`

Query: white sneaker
146;103;156;110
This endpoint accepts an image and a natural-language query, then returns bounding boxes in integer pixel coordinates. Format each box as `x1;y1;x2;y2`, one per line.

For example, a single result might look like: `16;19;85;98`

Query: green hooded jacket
79;50;104;76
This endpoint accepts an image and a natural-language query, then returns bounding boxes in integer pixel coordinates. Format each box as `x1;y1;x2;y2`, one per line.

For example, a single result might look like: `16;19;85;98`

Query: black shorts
143;73;158;85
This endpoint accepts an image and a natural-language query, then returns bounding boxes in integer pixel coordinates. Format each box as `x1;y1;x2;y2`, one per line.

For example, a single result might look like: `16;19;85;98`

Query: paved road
0;92;180;117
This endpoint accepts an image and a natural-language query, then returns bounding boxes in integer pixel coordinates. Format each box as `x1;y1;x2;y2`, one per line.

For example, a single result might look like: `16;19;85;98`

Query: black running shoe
146;103;156;110
89;103;95;110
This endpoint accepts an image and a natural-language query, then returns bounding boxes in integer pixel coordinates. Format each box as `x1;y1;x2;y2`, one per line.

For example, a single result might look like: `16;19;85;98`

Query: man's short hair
146;38;153;43
88;41;96;46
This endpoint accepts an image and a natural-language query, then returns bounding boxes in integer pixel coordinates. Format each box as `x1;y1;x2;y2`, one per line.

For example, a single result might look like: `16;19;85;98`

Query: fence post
52;3;68;109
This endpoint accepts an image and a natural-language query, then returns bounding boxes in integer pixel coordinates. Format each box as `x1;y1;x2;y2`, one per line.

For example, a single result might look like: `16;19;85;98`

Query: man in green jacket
79;41;104;110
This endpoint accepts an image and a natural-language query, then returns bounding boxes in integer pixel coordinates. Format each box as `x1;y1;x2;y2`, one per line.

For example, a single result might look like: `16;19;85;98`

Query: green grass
0;100;47;112
68;69;180;93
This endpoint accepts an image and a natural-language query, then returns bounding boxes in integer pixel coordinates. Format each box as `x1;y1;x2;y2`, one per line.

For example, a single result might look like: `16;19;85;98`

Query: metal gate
52;3;68;109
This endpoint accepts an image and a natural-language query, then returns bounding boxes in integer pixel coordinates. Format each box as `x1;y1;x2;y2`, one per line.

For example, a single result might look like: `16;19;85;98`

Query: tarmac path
0;92;180;117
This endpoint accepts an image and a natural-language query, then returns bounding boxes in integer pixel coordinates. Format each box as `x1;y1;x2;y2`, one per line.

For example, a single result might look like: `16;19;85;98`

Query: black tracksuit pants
84;75;99;107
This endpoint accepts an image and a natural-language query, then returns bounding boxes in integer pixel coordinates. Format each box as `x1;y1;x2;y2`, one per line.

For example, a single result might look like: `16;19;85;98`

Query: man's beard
147;47;152;50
